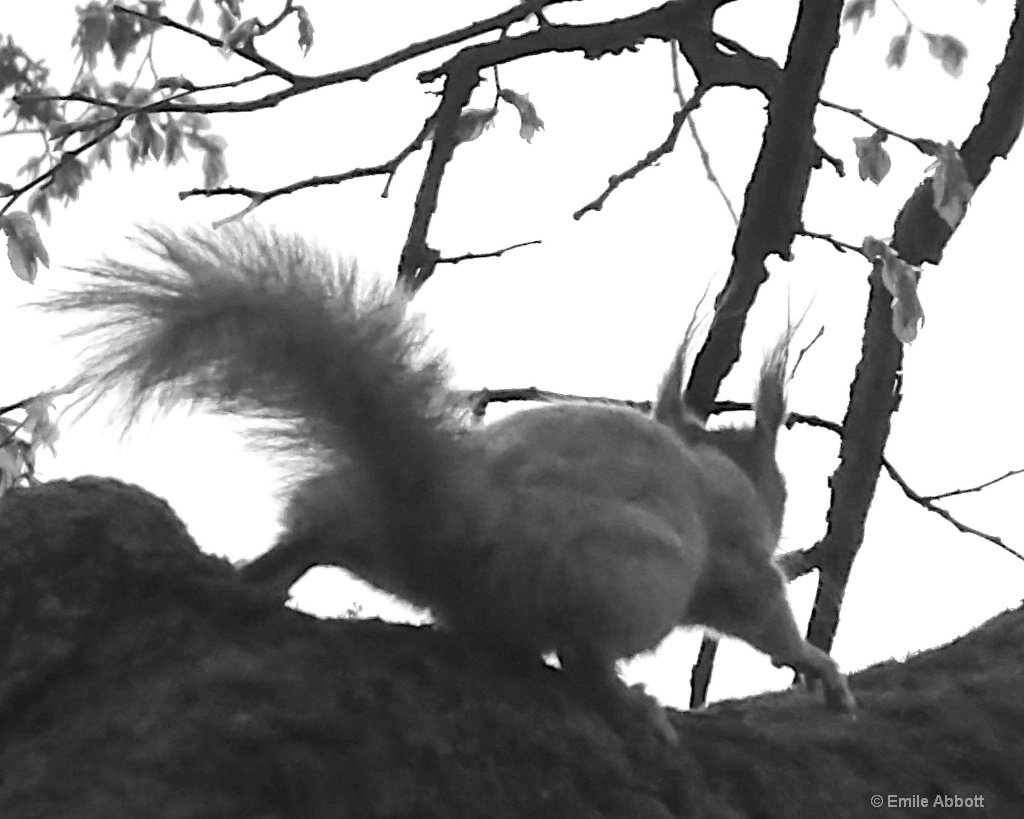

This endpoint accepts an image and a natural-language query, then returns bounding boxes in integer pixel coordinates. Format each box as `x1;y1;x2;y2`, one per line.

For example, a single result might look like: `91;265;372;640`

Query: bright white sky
2;0;1022;709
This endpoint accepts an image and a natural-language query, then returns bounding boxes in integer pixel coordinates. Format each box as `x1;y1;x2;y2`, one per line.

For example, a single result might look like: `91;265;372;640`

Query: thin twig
881;460;1024;563
436;240;541;266
790;325;825;380
818;98;938;154
180;118;436;211
798;229;866;255
670;43;738;226
573;86;707;220
923;468;1024;502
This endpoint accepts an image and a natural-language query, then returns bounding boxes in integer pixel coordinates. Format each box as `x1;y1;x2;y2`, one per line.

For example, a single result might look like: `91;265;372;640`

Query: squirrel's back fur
46;224;855;740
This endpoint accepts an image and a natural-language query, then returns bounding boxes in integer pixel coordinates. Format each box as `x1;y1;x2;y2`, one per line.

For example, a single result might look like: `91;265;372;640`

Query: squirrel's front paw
786;645;857;715
821;671;856;714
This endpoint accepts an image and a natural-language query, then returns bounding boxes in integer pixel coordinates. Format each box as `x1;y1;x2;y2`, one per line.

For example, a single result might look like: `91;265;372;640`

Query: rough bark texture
807;0;1024;655
685;0;844;418
1;478;1021;819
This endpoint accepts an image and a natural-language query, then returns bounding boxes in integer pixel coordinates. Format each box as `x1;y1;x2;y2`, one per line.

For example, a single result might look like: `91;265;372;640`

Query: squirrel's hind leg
558;645;678;745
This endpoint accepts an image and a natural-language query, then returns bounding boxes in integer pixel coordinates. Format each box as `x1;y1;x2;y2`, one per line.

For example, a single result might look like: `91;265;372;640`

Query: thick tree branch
685;0;844;420
402;0;778;287
807;0;1024;656
418;1;779;94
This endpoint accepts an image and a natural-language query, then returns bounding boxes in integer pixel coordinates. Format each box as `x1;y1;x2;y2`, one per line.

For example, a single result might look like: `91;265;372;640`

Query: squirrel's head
654;331;790;540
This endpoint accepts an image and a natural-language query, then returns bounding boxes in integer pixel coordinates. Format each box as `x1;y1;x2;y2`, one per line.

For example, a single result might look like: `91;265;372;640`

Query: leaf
154;75;197;93
202;144;228;188
861;236;888;260
0;211;50;283
107;11;146;70
499;88;545;143
865;238;925;343
127;139;144;169
179;112;212;131
880;255;925;343
148;128;166;161
297;7;314;56
163;120;185;165
454;108;497;146
130;113;155;154
186;0;204;26
886;26;911;69
222;17;258;54
91;137;114;169
853;131;891;184
27;189;51;225
841;0;876;34
0;445;24;495
217;5;238;37
0;182;14;196
927;141;974;228
22;393;61;455
73;2;113;69
924;33;967;78
51;155;90;201
141;1;163;28
14;85;62;126
914;138;943;157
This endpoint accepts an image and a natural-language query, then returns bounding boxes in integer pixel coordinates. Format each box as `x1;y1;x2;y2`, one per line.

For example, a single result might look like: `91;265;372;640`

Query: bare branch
789;325;825;380
436;240;542;267
816;143;845;176
923;468;1024;502
882;460;1024;564
573;87;707;220
670;43;738;226
798;229;865;255
178;119;435;212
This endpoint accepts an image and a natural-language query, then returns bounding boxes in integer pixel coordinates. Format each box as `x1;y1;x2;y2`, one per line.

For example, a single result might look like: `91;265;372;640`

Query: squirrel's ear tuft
753;335;790;440
655;308;707;426
654;343;686;425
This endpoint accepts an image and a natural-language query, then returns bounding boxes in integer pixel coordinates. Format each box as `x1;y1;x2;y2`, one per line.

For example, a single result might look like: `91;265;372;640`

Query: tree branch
807;0;1024;656
113;4;297;82
178;118;436;216
924;468;1024;502
685;0;844;419
573;87;708;220
881;461;1024;564
436;240;542;266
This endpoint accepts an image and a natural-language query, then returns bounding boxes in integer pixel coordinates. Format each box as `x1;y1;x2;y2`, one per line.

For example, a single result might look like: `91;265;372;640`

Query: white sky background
2;0;1023;710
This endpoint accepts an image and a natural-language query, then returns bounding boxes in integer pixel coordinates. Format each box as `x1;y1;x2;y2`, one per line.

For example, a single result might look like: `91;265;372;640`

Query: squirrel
44;224;855;742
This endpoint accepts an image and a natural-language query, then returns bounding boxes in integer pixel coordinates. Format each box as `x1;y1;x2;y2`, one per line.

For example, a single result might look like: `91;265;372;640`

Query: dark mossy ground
1;477;1020;818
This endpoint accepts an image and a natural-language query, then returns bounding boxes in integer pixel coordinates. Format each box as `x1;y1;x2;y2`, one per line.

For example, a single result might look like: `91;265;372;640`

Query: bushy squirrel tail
42;224;467;557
